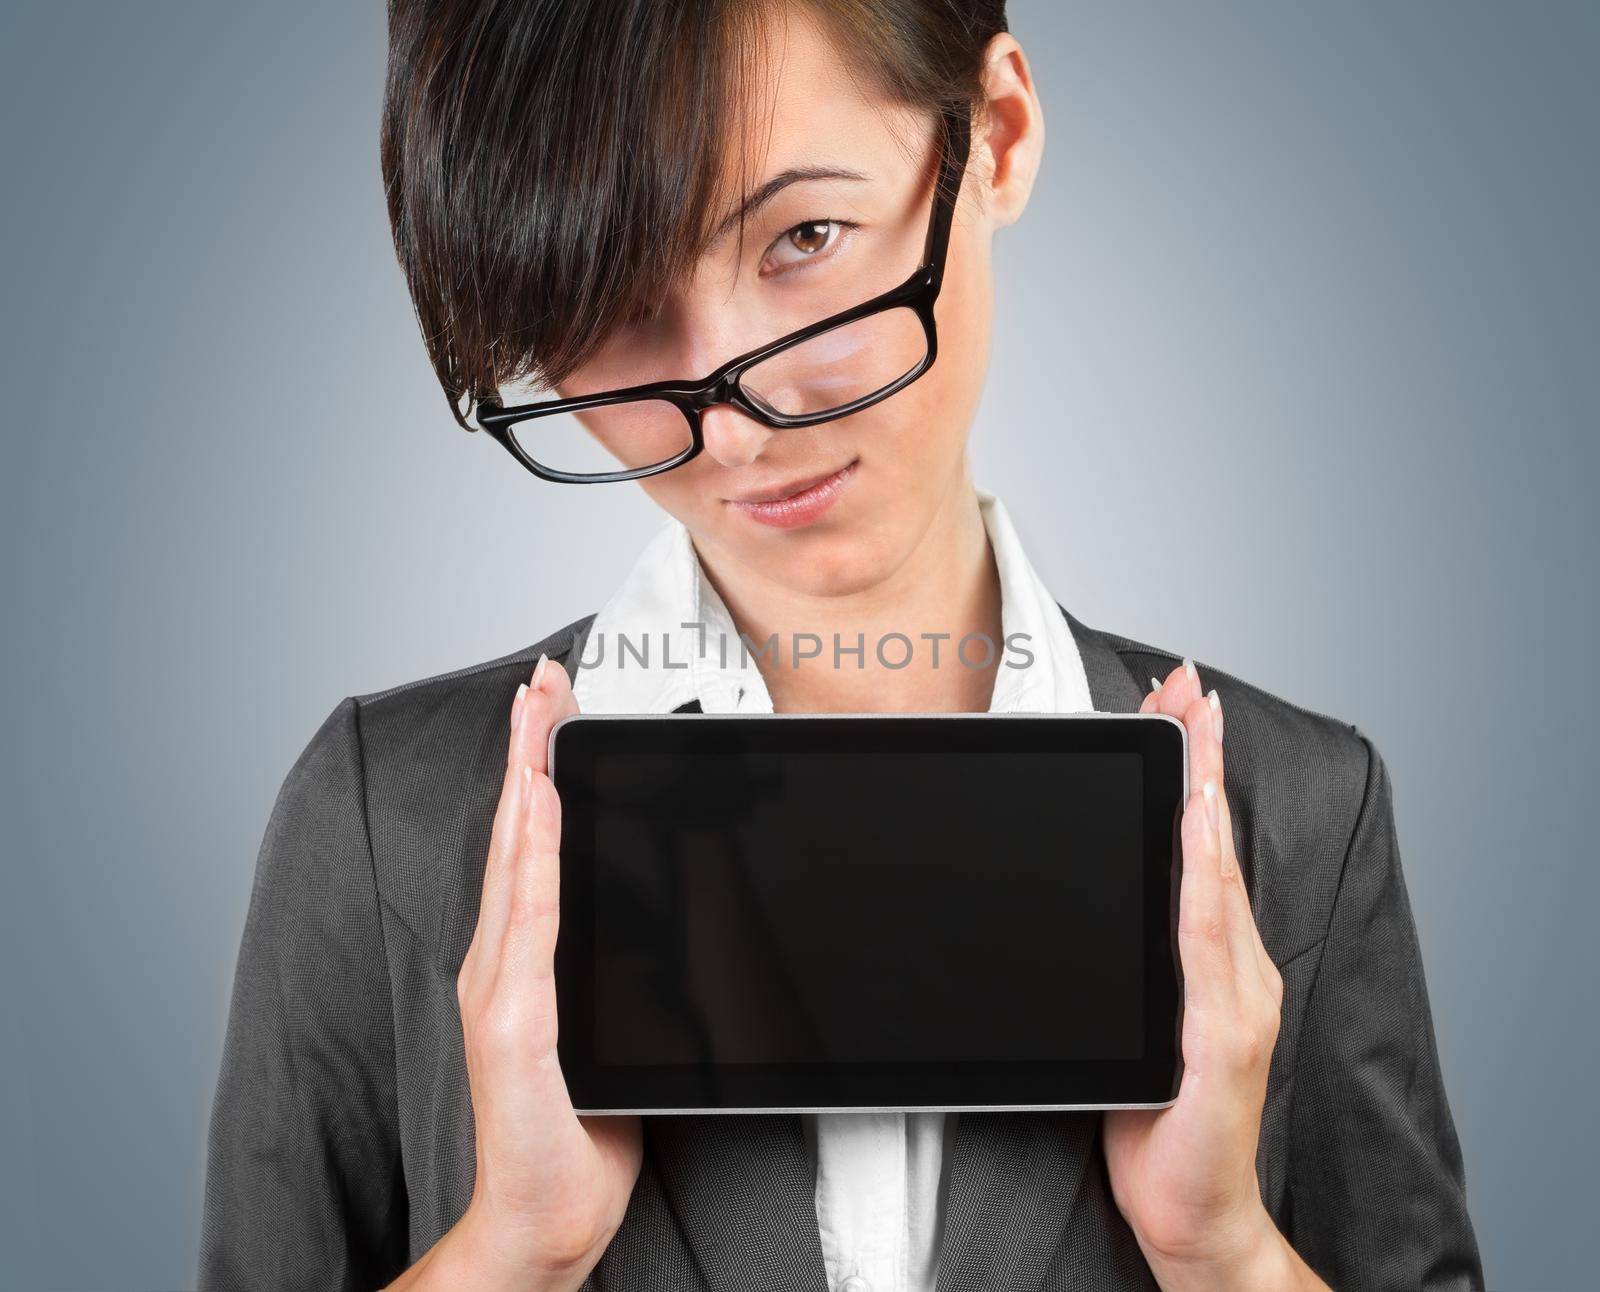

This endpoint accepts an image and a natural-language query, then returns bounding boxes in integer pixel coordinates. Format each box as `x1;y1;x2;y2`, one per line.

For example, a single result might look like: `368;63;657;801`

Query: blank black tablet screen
553;714;1184;1110
594;750;1141;1064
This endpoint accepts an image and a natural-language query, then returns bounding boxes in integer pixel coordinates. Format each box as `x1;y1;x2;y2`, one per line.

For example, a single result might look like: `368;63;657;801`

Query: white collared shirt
572;488;1096;1292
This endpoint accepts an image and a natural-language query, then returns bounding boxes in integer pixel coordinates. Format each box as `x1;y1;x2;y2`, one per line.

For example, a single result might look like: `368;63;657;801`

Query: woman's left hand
1103;660;1327;1292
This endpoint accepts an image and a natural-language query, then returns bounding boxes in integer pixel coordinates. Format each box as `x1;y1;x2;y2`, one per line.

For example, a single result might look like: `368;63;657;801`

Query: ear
973;33;1045;231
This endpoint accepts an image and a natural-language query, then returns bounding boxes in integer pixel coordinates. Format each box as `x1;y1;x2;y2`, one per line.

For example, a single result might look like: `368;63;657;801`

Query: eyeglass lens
498;128;945;479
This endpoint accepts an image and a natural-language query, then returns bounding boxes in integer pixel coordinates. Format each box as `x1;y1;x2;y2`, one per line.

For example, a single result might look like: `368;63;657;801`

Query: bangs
382;0;778;426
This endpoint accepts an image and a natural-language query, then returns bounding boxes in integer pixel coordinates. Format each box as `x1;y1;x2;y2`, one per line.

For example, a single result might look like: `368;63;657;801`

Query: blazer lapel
647;1114;831;1291
1061;605;1147;714
934;608;1146;1291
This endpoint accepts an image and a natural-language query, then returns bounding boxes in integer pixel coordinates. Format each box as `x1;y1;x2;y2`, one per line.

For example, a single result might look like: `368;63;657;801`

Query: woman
198;2;1482;1289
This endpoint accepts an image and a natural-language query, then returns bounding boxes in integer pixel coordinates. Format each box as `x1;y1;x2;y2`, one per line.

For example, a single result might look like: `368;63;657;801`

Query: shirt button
838;1278;871;1292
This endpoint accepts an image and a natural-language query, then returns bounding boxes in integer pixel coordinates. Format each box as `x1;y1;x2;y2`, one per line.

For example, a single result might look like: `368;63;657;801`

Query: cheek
869;279;992;487
928;235;995;420
634;469;709;529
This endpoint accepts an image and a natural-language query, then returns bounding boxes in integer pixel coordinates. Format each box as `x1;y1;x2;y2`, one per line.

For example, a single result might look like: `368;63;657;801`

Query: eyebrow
708;165;871;245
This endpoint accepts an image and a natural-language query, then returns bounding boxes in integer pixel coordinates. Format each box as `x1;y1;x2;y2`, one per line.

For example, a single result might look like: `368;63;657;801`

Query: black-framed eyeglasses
475;103;973;484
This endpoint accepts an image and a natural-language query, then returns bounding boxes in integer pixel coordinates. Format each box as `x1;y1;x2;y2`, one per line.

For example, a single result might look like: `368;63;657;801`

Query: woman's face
552;15;1027;600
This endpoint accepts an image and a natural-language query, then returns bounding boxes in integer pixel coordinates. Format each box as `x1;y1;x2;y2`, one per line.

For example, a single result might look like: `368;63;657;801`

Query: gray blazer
198;608;1484;1290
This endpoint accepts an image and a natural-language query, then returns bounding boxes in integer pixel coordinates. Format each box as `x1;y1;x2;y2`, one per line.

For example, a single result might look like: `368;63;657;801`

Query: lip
725;459;859;529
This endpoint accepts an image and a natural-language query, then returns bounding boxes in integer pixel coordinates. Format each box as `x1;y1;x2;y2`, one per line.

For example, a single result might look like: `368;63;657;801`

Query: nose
698;403;775;469
652;267;781;469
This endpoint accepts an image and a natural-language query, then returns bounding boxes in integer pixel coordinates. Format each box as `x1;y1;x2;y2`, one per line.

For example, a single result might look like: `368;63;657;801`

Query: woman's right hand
451;652;642;1288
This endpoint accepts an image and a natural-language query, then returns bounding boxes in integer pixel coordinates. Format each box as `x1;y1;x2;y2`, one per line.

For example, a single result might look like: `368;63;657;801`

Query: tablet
548;712;1186;1114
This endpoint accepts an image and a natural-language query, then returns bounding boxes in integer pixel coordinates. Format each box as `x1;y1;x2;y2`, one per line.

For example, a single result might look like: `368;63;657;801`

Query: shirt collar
571;488;1095;716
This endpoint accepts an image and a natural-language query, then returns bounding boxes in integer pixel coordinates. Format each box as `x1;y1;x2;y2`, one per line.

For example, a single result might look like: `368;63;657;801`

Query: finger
1214;790;1266;996
495;768;565;1024
518;652;574;778
1211;775;1282;1080
1150;655;1203;719
539;648;582;736
480;768;577;1121
1176;778;1234;1011
1191;685;1278;997
460;667;542;1002
480;648;575;932
1181;691;1217;824
1209;747;1282;1000
466;653;560;993
1183;691;1261;988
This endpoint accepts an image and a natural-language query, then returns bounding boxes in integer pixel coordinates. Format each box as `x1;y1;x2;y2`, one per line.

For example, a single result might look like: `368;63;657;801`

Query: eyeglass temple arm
920;106;973;282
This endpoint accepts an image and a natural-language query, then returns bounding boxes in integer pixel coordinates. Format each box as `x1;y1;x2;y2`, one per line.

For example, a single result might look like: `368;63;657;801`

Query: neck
693;463;1001;713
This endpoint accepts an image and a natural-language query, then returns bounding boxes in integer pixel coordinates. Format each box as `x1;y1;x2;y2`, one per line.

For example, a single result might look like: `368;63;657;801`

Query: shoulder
344;611;595;767
1082;617;1380;963
342;607;595;781
1090;617;1372;781
351;611;595;713
310;613;595;955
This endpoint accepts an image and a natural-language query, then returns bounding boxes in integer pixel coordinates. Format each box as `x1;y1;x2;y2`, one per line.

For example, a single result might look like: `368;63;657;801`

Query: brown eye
764;218;856;273
788;220;833;256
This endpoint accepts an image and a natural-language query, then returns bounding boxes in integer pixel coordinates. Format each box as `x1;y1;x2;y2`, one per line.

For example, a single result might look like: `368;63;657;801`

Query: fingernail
1150;675;1163;693
1203;778;1219;831
511;681;528;731
532;652;549;691
1208;688;1223;743
1183;656;1198;687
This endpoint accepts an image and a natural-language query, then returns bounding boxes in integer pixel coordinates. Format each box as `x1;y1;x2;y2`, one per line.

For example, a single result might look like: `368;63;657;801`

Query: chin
655;457;942;599
741;516;909;599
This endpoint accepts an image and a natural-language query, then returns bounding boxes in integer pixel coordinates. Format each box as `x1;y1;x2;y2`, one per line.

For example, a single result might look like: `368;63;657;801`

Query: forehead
716;9;927;206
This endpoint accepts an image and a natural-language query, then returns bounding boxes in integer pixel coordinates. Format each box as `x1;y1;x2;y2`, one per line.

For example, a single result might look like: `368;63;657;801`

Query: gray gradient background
1;2;1594;1288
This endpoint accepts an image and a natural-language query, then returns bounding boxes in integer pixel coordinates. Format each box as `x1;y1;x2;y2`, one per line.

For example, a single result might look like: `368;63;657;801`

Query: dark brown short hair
381;0;1008;430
